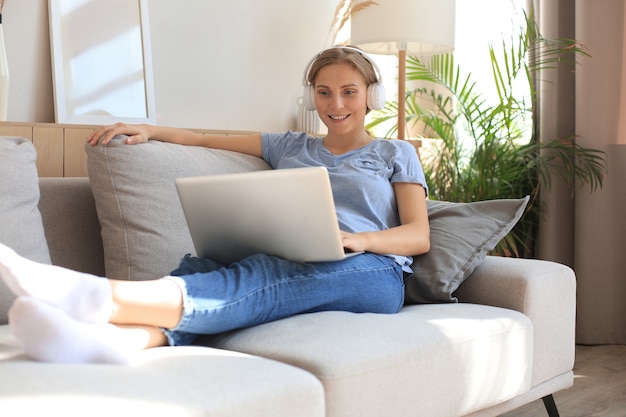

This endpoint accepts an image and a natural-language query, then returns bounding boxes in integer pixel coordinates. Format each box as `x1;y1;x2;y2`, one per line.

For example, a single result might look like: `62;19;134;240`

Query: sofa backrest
38;177;105;276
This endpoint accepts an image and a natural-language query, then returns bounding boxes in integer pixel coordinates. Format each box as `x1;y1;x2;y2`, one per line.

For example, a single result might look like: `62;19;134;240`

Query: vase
0;13;9;121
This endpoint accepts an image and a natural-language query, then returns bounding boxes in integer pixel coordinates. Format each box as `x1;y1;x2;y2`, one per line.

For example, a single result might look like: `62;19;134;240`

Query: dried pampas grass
329;0;378;45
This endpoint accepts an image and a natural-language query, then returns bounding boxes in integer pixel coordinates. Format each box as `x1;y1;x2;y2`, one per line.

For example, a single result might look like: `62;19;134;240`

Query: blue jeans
162;253;406;346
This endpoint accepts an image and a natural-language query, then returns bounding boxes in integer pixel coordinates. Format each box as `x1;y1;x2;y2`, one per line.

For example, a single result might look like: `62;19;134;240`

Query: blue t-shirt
261;131;427;271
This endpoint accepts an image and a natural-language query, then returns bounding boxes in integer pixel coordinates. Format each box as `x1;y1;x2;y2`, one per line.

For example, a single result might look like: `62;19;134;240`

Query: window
367;0;529;140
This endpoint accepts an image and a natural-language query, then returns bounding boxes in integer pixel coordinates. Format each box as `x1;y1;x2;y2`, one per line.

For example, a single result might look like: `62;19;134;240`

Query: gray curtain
532;0;626;345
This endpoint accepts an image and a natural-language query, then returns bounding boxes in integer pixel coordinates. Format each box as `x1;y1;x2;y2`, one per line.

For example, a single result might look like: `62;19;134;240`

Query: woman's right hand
87;123;153;146
86;123;263;157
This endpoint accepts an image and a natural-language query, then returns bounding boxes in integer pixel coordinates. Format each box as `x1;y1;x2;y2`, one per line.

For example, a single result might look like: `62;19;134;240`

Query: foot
0;243;112;323
9;297;129;365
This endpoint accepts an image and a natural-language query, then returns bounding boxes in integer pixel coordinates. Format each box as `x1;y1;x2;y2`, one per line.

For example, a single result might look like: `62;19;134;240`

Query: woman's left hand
340;231;370;254
338;184;430;257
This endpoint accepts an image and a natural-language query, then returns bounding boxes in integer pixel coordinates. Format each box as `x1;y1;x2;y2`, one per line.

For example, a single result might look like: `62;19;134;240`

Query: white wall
2;1;54;123
2;0;337;132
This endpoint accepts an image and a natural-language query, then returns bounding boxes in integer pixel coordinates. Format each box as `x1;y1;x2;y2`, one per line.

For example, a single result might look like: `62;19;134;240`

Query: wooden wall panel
1;122;256;177
33;127;64;177
64;128;94;177
0;125;33;140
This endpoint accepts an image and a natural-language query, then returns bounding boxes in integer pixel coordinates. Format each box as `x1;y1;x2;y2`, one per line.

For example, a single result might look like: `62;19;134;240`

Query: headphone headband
301;46;386;111
302;46;383;87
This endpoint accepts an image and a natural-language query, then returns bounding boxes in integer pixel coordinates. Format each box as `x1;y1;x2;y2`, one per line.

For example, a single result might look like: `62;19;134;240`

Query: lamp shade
351;0;456;55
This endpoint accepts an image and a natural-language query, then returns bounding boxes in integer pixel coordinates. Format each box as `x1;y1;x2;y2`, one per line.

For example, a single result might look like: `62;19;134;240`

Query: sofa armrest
455;256;576;387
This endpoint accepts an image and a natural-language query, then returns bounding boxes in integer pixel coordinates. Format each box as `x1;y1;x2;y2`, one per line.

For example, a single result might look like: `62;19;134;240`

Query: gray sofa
0;136;575;417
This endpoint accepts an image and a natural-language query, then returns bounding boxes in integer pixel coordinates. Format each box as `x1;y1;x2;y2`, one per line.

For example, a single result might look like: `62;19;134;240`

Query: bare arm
86;123;263;158
341;183;430;256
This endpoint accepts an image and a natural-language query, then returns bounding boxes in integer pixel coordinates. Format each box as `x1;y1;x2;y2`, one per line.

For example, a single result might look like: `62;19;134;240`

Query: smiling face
313;63;369;138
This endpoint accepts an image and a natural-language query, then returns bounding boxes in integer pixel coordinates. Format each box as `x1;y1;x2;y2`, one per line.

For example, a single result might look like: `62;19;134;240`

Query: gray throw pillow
0;137;51;324
86;136;270;280
405;196;529;304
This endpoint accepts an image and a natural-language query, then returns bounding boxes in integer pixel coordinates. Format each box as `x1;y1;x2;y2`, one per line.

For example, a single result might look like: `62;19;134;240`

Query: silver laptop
175;166;362;264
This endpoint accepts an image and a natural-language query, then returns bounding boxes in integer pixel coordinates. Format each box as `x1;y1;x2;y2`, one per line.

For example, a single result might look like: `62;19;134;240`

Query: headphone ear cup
302;85;317;111
367;84;386;110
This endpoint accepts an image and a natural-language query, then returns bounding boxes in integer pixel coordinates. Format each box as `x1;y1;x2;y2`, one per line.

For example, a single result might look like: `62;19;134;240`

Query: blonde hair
306;46;378;88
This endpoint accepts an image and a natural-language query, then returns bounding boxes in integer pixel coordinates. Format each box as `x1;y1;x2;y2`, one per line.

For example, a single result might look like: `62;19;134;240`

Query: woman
0;46;429;364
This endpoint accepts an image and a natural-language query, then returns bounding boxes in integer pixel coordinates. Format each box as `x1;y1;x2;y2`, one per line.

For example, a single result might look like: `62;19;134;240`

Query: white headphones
301;46;386;111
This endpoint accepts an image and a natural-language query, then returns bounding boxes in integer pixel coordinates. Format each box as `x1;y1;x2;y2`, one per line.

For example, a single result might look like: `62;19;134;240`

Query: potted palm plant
366;12;607;257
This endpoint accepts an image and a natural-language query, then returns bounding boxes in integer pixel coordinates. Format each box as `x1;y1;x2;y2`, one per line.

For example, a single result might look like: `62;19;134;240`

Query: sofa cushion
204;303;533;417
0;326;324;417
38;178;105;276
405;197;529;304
86;136;270;280
0;137;51;324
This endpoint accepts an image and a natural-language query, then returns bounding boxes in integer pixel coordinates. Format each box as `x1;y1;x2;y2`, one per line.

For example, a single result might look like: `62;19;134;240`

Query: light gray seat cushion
205;303;533;417
0;326;324;417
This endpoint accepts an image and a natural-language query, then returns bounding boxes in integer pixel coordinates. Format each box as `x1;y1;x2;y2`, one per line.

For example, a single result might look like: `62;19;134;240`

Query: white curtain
534;0;626;345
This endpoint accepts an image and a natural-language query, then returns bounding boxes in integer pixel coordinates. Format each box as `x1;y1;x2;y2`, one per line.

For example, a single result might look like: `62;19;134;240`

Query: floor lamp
351;0;456;139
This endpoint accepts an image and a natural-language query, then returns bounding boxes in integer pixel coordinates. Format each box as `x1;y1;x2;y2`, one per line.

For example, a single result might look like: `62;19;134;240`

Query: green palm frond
366;9;606;257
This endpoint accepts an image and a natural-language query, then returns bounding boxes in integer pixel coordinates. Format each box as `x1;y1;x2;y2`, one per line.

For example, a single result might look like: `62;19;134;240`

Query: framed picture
48;0;156;125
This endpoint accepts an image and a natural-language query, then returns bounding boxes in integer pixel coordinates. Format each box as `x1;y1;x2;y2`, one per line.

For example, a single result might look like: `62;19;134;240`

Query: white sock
9;297;129;365
0;243;112;323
